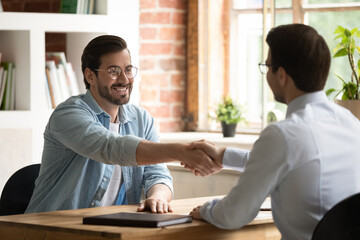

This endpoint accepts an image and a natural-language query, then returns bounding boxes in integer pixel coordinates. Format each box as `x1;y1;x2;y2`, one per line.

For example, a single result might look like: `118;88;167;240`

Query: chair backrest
0;164;41;216
312;192;360;240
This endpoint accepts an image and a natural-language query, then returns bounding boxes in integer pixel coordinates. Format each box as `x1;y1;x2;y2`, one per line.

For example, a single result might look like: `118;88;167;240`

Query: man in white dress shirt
189;24;360;240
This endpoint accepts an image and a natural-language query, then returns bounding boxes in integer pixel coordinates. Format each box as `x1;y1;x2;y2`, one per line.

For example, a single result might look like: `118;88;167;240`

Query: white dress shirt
200;91;360;240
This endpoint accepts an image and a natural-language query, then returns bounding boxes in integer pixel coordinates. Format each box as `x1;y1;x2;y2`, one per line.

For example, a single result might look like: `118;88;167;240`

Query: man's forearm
136;140;221;176
136;140;183;165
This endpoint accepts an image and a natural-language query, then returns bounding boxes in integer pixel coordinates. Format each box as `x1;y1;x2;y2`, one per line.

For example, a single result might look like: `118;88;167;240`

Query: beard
98;83;132;105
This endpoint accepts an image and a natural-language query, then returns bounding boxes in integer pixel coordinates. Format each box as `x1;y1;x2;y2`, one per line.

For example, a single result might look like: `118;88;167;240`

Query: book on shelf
46;60;64;108
94;0;107;14
10;68;15;110
88;0;95;14
45;52;80;108
45;68;56;109
60;0;78;13
56;64;71;100
0;0;3;12
82;0;88;14
0;62;15;110
60;0;96;14
0;67;5;107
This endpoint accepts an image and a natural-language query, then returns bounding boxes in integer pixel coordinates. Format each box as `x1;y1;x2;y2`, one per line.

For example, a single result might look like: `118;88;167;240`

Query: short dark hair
266;24;331;92
81;35;128;89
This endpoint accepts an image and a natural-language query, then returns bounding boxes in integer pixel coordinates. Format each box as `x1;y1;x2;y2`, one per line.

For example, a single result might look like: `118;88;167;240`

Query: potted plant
215;96;244;137
326;26;360;119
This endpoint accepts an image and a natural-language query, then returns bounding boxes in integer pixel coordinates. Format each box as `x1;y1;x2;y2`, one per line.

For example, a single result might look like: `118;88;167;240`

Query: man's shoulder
59;94;87;107
262;118;308;142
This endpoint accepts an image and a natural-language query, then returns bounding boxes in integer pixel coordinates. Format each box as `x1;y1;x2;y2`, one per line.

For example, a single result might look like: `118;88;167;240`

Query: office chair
312;192;360;240
0;164;40;216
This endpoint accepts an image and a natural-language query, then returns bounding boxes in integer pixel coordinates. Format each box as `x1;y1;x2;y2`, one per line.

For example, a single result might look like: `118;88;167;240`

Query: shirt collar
118;105;137;124
286;91;328;118
84;90;137;124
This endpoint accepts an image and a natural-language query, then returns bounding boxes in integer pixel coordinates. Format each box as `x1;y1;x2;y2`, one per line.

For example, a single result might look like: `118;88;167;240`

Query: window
186;0;360;133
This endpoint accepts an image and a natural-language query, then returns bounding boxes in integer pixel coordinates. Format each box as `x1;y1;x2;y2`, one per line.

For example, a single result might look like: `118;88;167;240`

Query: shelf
0;111;32;129
0;12;109;32
0;0;140;195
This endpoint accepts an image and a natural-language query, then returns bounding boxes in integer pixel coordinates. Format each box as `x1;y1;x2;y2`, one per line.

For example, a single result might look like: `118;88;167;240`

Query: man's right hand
179;145;222;176
184;140;225;176
136;140;222;176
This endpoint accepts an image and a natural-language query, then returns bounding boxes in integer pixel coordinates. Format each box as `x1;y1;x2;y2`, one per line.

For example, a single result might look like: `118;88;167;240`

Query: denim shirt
26;90;173;213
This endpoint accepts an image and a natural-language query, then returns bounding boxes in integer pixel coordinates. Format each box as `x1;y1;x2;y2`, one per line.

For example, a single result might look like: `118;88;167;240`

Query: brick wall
2;0;188;133
139;0;187;132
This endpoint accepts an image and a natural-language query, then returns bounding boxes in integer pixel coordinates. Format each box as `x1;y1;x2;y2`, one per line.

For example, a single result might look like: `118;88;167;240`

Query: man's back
271;92;360;239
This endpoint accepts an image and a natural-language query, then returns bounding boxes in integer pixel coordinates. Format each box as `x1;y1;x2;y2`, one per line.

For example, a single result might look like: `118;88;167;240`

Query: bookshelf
0;0;140;193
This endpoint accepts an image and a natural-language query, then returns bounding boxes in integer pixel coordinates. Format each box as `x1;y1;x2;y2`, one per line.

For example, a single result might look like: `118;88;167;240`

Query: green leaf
333;48;348;58
333;43;342;53
344;28;352;37
334;25;345;35
341;82;358;100
325;88;336;96
356;31;360;38
351;28;359;35
335;73;346;84
334;34;344;40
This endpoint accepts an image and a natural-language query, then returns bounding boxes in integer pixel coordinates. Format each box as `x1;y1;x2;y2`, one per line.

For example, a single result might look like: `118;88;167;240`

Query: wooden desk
0;196;281;240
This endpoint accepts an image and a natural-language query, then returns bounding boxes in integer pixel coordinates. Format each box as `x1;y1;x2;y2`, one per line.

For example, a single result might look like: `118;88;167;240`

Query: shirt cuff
122;135;142;166
222;147;249;172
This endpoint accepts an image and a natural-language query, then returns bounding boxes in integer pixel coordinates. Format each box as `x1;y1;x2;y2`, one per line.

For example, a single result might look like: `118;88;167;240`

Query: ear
84;68;96;86
276;67;288;88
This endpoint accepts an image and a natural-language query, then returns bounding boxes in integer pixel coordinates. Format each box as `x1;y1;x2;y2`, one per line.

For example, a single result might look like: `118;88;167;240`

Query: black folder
83;212;193;228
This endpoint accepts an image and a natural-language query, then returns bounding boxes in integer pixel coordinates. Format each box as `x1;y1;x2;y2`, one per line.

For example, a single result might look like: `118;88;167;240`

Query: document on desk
83;212;193;228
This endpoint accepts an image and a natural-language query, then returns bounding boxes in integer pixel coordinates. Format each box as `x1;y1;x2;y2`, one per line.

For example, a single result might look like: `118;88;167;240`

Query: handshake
138;139;226;176
178;140;225;177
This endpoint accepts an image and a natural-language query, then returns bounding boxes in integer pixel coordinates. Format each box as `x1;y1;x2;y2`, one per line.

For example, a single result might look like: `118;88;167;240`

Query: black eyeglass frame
258;62;278;74
93;66;138;79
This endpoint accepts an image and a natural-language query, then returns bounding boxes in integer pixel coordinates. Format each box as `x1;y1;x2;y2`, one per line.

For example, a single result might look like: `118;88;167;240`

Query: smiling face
89;49;134;109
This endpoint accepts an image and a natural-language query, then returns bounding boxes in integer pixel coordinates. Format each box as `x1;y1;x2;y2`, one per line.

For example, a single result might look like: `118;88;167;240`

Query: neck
90;89;119;123
106;107;119;123
283;77;306;104
286;90;306;104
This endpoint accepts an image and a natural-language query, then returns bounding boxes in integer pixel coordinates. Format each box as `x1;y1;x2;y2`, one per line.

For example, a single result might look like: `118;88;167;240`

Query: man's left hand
190;205;203;220
137;198;173;213
137;184;173;213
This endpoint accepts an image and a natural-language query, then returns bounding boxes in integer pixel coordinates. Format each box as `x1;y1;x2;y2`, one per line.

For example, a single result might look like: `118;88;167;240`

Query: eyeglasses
258;62;276;74
93;66;138;80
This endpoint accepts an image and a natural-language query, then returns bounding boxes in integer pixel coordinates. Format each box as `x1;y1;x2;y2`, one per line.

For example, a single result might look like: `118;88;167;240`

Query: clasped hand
181;140;225;177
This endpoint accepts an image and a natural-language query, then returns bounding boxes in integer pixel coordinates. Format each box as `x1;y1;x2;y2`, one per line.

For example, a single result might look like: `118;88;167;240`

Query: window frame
185;0;360;132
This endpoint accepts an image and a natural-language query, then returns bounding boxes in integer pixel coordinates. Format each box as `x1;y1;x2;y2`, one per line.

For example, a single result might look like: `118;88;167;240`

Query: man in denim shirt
26;35;220;214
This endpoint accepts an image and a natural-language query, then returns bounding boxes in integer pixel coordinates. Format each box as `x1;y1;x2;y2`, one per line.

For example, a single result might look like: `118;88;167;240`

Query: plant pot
335;99;360;121
221;122;237;137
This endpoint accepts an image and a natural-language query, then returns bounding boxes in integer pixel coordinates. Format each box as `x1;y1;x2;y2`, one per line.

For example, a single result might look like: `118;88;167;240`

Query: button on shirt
200;91;360;240
26;90;173;213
